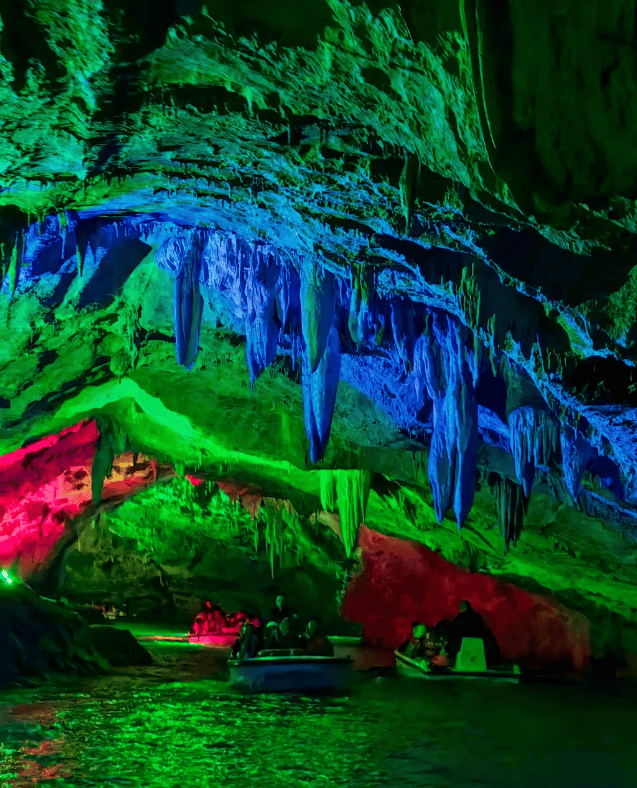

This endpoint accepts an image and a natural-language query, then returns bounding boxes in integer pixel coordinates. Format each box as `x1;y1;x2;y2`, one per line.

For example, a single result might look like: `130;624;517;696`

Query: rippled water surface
2;641;637;788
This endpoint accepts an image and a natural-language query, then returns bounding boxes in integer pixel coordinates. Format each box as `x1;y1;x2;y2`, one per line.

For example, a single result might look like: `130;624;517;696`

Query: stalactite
391;297;419;374
559;425;589;504
7;231;22;300
300;258;336;373
302;320;341;463
274;258;301;339
348;266;364;345
458;263;481;331
508;406;559;498
172;232;204;371
320;469;338;513
58;213;69;261
334;469;371;558
489;472;528;552
91;417;129;506
75;225;90;279
319;469;370;557
414;310;479;529
348;264;379;347
245;244;281;384
262;505;286;578
253;518;260;553
399;151;417;231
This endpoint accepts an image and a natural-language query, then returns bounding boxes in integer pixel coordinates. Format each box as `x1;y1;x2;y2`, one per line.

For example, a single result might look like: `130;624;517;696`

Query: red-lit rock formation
0;420;174;579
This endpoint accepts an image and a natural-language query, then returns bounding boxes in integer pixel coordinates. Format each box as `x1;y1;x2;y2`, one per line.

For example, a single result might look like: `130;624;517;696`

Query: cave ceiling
2;0;637;613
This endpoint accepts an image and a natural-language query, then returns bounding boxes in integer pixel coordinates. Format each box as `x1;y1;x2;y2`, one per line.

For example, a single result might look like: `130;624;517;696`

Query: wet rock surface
88;626;153;668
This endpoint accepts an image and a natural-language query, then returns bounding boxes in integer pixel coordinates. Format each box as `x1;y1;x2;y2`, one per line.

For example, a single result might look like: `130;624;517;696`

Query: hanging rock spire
274;260;302;369
91;416;129;506
174;231;205;371
302;318;342;464
560;425;593;504
489;472;528;552
157;230;204;371
7;231;23;300
245;244;281;384
508;406;559;499
390;297;418;372
300;257;336;373
504;363;559;499
300;257;341;463
414;310;479;528
320;468;371;557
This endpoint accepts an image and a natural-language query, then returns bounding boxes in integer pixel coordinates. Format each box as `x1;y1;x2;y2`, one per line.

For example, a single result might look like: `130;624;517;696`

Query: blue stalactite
390;297;417;371
174;233;204;371
275;260;302;369
302;319;342;464
490;473;527;552
245;245;281;384
560;425;594;503
415;310;478;528
301;259;336;373
508;406;559;498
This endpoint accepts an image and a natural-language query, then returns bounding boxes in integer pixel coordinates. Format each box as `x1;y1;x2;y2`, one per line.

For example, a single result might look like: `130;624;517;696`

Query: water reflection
1;645;637;788
0;701;76;786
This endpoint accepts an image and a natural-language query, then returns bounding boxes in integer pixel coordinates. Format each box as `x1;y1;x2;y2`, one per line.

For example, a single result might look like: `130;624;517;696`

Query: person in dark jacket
301;617;334;656
446;601;500;666
264;617;299;650
269;594;291;624
264;593;299;643
231;621;262;660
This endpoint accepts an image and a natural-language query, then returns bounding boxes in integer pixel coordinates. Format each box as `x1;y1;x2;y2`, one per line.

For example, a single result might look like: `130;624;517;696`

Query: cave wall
2;418;637;669
341;525;591;673
0;418;172;578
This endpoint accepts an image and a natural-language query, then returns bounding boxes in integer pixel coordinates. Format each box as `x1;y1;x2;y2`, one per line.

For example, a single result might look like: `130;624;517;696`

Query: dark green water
1;642;637;788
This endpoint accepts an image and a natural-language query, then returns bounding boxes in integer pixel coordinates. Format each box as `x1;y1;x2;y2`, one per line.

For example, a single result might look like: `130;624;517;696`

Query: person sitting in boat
446;601;500;667
191;601;226;635
429;620;451;668
264;617;299;650
231;621;262;660
269;594;292;624
398;622;429;658
264;593;299;642
300;617;334;657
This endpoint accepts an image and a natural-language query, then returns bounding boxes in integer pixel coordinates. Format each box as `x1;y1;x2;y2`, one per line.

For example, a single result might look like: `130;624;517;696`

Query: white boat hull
394;651;520;682
228;655;355;693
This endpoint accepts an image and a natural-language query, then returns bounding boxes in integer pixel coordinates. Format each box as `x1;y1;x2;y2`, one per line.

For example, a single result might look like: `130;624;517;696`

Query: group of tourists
398;600;500;668
190;601;250;636
230;593;334;660
230;595;501;668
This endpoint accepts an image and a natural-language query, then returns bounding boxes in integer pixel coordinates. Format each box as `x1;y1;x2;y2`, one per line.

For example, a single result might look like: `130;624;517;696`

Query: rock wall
340;525;591;674
0;580;110;688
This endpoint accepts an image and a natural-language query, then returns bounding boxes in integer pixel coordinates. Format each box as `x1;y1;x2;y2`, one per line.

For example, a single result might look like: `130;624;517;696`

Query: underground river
1;631;637;788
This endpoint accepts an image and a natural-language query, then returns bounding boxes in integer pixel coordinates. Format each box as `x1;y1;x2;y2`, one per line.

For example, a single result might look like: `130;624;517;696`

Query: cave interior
2;0;637;687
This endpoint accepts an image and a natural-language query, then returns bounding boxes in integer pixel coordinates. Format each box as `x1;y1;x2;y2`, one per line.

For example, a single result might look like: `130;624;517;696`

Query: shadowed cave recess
3;0;637;694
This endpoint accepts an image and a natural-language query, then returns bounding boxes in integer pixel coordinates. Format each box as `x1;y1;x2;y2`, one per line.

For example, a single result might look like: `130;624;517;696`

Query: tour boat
394;637;521;682
228;650;355;693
